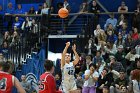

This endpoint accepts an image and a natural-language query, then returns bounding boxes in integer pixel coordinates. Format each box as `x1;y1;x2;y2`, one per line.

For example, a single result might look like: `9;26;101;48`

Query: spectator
125;48;138;66
102;86;110;93
119;23;129;39
55;59;61;75
3;31;11;43
104;13;117;30
28;6;35;14
56;2;63;13
21;17;32;31
31;19;38;34
110;70;128;93
106;30;116;43
94;24;104;37
75;53;85;74
104;41;117;55
81;55;92;72
63;0;70;12
92;50;104;65
100;43;108;61
1;41;9;59
5;2;14;14
55;74;61;90
117;14;128;28
41;3;50;14
0;5;4;15
115;45;126;68
128;69;140;93
96;69;113;93
96;59;105;75
124;34;134;53
37;5;42;14
106;23;116;34
12;16;23;30
136;2;140;12
132;28;139;41
84;38;97;55
15;4;25;14
97;31;107;45
115;33;125;48
135;58;140;70
129;58;140;71
82;63;99;93
9;31;20;47
132;10;140;33
20;75;31;93
88;0;100;13
118;1;128;13
80;2;88;12
5;2;14;30
109;56;124;72
75;72;84;92
88;0;100;30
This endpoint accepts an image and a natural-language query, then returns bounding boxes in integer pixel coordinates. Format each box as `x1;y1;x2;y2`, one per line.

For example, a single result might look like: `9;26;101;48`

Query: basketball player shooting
61;42;80;93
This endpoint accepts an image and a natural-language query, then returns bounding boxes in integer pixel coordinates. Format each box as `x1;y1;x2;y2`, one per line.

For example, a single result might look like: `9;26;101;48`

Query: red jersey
0;71;14;93
39;72;62;93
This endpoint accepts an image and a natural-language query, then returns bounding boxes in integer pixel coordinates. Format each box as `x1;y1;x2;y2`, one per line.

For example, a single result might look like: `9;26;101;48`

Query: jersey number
68;70;74;75
0;78;7;91
39;79;48;91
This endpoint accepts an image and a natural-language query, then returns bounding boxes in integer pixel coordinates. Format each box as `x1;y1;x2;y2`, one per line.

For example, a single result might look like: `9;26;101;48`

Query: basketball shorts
62;80;77;93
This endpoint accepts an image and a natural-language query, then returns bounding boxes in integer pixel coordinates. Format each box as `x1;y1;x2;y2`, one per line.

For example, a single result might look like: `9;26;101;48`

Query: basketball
58;8;69;18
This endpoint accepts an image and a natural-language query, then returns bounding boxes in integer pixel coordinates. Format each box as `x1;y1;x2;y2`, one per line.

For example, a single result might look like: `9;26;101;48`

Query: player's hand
115;84;120;89
90;70;93;75
66;42;70;47
72;44;76;51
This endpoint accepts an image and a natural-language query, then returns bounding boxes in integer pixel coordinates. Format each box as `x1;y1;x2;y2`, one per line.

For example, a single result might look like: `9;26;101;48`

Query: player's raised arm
61;42;70;68
72;44;80;66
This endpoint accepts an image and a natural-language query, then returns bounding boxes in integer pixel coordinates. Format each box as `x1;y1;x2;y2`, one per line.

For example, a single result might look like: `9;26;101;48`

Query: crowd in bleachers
0;0;140;93
54;0;140;93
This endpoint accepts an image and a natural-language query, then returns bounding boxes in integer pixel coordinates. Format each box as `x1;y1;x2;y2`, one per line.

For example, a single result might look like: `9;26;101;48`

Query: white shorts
62;80;77;93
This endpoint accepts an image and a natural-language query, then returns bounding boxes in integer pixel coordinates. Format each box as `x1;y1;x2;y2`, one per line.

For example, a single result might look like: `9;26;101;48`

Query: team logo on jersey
26;73;39;93
0;78;7;91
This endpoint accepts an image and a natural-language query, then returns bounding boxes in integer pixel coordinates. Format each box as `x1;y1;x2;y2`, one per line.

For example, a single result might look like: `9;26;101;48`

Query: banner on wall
16;0;45;4
26;73;39;93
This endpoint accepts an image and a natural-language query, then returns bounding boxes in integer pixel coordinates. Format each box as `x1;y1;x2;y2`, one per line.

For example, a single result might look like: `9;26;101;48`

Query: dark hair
119;69;125;73
103;68;109;73
44;60;54;71
135;58;140;62
0;62;11;72
89;63;97;69
96;50;101;54
103;86;109;90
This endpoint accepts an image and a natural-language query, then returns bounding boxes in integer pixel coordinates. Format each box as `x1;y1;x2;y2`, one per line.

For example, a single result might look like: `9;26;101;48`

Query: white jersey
62;62;75;81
